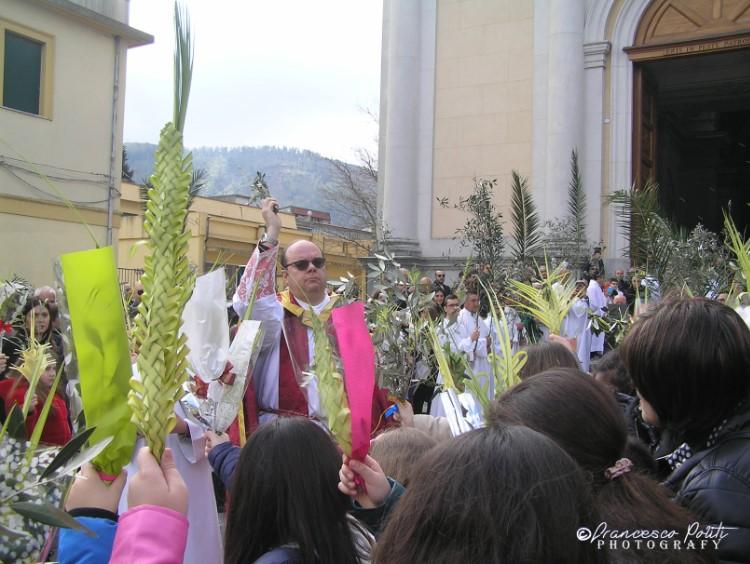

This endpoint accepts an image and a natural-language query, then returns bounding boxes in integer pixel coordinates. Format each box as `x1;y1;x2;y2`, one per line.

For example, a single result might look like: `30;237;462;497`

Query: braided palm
310;313;352;455
128;3;195;461
129;123;195;459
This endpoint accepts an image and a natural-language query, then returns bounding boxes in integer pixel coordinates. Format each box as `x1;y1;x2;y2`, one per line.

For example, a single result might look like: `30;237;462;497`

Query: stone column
532;0;550;208
582;41;610;246
543;0;585;222
378;0;421;255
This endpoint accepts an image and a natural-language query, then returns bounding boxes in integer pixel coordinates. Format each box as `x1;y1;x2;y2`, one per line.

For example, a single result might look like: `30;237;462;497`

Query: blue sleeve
208;441;241;489
58;514;117;564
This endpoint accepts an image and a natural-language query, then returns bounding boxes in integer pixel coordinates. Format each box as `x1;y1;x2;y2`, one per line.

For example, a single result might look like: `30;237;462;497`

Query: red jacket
0;378;72;446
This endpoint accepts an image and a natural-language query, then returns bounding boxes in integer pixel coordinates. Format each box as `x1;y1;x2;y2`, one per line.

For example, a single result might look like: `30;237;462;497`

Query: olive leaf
10;502;94;536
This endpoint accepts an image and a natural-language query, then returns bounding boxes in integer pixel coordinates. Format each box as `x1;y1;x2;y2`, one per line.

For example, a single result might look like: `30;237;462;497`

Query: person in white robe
437;295;463;351
587;276;607;359
561;281;590;371
431;295;464;418
456;291;492;400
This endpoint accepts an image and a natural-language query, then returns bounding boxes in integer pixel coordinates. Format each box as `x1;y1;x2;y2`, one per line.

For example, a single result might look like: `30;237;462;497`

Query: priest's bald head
281;240;328;306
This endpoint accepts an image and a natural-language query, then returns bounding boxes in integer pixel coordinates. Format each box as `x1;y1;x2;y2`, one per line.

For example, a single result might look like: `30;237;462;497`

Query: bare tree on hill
321;107;379;235
321;155;377;232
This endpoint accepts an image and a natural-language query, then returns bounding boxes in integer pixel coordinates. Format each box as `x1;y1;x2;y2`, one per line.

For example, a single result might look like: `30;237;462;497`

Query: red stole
228;300;315;444
277;307;312;416
229;295;395;444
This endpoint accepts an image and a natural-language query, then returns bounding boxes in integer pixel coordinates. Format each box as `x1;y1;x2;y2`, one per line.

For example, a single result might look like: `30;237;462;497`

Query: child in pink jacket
60;447;188;564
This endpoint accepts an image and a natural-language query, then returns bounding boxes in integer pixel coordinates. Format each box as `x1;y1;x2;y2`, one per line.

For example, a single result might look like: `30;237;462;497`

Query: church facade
378;0;750;272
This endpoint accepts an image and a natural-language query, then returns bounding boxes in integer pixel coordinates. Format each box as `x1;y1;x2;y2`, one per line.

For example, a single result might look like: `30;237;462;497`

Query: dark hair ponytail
489;369;714;564
374;425;604;564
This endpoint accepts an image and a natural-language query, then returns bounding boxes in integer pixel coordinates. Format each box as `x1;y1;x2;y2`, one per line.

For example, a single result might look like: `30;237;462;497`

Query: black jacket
663;410;750;564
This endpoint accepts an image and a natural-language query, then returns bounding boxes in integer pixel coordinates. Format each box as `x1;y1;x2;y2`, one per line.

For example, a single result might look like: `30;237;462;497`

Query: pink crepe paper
331;302;374;463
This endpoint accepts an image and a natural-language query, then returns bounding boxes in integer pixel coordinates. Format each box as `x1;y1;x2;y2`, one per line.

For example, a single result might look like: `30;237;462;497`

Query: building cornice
29;0;153;47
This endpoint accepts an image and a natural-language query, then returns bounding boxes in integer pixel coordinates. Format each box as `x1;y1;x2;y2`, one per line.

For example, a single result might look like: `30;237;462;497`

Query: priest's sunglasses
286;257;326;271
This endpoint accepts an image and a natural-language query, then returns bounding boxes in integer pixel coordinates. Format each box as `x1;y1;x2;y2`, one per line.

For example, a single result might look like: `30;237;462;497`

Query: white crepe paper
458;391;485;431
181;269;230;383
180;320;264;433
438;389;475;437
207;320;264;431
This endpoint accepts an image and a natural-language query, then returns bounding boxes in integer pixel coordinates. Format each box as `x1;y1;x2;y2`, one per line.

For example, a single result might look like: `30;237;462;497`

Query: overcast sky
124;0;383;163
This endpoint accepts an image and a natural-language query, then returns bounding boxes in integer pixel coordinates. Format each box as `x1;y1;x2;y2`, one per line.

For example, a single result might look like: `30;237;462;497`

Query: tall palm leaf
605;181;674;280
508;257;576;335
724;210;750;293
129;2;196;460
476;278;527;395
510;170;540;263
567;149;587;258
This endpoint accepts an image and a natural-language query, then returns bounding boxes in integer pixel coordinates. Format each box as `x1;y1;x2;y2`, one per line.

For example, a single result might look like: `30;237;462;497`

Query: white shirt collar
295;293;330;315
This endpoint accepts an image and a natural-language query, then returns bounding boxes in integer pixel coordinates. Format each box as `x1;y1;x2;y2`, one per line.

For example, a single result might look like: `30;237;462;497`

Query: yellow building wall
0;0;148;287
432;0;534;238
0;211;111;286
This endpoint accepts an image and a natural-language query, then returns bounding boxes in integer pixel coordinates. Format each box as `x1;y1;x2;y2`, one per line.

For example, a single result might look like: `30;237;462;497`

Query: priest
231;197;391;438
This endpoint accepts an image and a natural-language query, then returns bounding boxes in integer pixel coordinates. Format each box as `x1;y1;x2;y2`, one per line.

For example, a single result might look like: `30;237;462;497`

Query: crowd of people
1;197;749;563
377;249;657;413
0;289;73;446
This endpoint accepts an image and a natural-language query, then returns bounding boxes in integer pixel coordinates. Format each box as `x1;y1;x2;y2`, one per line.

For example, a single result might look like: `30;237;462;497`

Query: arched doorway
627;0;750;232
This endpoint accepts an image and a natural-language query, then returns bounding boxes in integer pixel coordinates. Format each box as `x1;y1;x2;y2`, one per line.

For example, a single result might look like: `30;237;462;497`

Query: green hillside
125;143;373;228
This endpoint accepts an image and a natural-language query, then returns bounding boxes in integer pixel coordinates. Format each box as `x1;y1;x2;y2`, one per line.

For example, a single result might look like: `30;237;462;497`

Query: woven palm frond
129;2;196;460
309;313;352;455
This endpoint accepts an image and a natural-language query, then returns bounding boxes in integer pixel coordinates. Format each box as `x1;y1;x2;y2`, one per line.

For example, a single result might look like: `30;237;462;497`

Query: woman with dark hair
620;297;750;561
1;298;65;379
221;417;393;564
21;297;63;354
488;369;714;564
519;340;579;380
431;288;445;307
374;425;604;564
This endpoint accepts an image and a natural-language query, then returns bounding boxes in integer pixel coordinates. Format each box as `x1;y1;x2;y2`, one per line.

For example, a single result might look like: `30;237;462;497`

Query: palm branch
129;2;196;460
309;312;352;455
605;181;674;279
508;257;576;335
567;149;587;258
510;170;540;263
477;278;527;395
13;325;54;422
724;210;750;293
427;324;459;392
